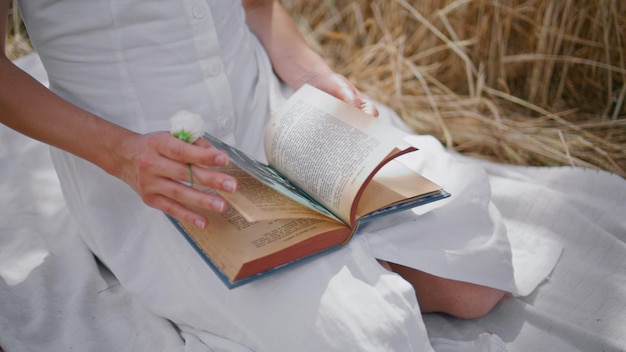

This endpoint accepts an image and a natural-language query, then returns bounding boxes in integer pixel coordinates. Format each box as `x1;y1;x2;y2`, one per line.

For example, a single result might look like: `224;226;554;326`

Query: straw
283;0;625;176
5;0;626;176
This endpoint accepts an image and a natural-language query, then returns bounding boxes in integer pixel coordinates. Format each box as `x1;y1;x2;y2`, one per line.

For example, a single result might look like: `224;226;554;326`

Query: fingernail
194;219;206;229
212;199;225;212
223;179;236;193
215;154;228;165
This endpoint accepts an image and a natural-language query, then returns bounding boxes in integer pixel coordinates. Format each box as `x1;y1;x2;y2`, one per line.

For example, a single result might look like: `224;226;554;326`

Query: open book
168;85;450;288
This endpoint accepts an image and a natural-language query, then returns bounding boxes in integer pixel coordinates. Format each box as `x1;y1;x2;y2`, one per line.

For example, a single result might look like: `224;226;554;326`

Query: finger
144;192;215;230
193;137;212;148
145;155;237;193
133;143;236;194
188;164;238;193
325;74;379;117
361;98;380;117
327;74;360;106
164;177;228;212
147;175;229;211
159;134;229;167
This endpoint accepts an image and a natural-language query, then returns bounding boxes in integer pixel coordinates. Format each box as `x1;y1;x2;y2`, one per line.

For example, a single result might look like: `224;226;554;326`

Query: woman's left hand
243;0;377;117
302;72;379;117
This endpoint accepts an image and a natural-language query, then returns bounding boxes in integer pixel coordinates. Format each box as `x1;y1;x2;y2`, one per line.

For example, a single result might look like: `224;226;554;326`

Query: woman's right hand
115;131;238;229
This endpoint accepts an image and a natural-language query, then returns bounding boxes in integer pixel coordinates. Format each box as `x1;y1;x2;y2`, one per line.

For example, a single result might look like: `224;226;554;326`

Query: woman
1;0;549;350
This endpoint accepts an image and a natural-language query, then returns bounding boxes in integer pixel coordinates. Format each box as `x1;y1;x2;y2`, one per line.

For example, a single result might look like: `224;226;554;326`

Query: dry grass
5;0;626;176
4;0;30;61
283;0;626;176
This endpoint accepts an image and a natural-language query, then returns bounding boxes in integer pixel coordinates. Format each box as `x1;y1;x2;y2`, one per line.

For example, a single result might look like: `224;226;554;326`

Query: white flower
169;110;205;143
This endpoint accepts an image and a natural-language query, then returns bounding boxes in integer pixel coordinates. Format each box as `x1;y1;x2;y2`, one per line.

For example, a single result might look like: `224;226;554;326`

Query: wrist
94;122;140;180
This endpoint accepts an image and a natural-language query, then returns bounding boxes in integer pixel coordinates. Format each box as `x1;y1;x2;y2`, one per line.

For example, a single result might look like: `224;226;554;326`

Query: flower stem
187;163;194;187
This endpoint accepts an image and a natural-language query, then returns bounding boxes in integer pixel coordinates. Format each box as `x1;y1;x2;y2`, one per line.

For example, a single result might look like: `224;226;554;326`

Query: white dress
18;1;560;351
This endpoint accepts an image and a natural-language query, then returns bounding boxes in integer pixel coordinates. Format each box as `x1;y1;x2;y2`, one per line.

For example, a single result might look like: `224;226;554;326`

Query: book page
264;85;410;223
355;159;443;218
178;202;349;283
203;163;335;223
203;132;342;223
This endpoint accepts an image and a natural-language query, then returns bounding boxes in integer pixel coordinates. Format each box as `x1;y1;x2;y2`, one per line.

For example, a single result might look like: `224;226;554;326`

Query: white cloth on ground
4;84;626;351
0;52;571;352
5;0;572;349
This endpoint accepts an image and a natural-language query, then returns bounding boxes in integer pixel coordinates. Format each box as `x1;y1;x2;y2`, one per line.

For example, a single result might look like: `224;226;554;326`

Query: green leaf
173;130;193;143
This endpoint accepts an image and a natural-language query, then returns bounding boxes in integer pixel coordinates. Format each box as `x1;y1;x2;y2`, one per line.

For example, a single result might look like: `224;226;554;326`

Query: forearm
0;56;239;227
243;0;334;89
2;1;244;228
0;56;135;178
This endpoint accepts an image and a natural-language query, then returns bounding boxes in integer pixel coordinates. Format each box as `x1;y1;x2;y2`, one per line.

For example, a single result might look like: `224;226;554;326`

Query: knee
387;262;506;319
433;283;506;319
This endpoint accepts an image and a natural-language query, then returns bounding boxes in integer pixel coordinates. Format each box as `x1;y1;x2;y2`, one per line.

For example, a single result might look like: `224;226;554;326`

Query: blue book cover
167;189;450;289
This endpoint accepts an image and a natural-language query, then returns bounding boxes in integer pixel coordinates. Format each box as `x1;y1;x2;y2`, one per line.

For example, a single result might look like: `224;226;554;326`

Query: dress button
208;64;221;77
192;5;205;19
219;117;232;131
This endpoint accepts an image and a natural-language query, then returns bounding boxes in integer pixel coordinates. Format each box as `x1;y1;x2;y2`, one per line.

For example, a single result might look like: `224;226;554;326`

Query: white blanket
1;54;625;352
